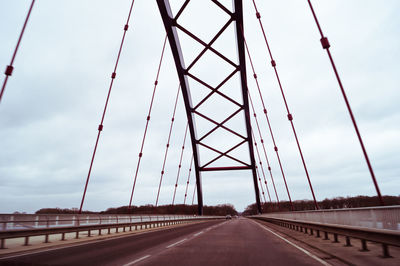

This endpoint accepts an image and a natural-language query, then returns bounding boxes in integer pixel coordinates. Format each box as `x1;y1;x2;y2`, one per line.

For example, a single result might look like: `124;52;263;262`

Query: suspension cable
243;35;293;210
252;131;273;206
155;85;181;206
254;147;271;205
306;0;383;206
256;165;267;204
79;0;137;213
172;123;189;205
191;181;197;205
1;0;35;104
250;0;319;209
249;92;281;209
256;166;267;206
128;35;168;209
183;155;194;204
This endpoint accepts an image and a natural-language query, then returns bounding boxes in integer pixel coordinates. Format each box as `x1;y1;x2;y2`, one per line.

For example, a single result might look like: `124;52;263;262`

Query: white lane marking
0;237;127;260
166;238;187;249
122;255;151;266
0;224;173;260
253;221;331;266
194;231;203;237
0;222;221;261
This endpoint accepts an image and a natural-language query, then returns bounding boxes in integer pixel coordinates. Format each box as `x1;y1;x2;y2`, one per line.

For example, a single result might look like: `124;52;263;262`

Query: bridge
1;0;399;265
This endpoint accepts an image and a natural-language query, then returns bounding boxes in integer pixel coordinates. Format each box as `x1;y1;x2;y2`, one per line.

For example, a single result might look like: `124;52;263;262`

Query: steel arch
157;0;261;215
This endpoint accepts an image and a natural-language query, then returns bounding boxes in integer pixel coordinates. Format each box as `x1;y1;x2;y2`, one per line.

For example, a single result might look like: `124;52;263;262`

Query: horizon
7;194;400;214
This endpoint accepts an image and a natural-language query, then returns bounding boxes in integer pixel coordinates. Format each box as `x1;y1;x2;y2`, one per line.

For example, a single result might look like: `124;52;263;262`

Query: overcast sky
0;0;399;214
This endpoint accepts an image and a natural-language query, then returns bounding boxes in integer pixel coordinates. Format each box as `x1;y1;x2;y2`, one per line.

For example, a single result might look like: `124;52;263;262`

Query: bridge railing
253;206;400;257
0;214;209;232
0;214;223;249
259;205;400;231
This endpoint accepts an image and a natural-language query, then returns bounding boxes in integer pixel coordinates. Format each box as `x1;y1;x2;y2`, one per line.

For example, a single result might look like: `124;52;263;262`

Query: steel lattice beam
157;0;261;215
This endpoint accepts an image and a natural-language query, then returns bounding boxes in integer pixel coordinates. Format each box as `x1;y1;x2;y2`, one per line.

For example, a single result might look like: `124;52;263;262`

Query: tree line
34;195;399;216
242;195;400;216
35;204;238;216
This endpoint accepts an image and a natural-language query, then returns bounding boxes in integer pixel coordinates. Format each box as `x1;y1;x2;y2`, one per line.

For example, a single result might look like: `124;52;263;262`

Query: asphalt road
0;218;329;266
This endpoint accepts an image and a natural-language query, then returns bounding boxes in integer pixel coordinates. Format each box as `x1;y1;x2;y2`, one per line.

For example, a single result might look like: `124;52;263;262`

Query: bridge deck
1;218;399;265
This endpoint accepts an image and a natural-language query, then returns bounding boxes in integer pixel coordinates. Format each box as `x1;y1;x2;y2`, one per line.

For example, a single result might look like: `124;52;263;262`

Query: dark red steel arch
157;0;261;215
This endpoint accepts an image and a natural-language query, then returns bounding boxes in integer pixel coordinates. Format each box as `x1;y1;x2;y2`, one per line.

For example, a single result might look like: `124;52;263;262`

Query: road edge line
251;219;332;266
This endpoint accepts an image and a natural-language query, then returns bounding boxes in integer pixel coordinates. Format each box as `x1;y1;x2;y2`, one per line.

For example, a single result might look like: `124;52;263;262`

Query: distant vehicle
225;215;232;220
233;215;238;219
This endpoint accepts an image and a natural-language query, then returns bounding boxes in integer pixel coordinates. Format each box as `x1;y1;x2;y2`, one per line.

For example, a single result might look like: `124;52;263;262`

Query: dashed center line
194;231;203;237
123;254;151;266
166;238;187;249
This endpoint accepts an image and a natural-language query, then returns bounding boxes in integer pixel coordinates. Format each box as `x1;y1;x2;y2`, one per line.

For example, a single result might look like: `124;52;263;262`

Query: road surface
0;218;329;266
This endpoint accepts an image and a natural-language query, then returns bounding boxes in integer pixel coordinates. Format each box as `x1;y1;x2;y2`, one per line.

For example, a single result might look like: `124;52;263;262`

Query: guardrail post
304;227;308;234
88;229;91;237
316;230;320;238
1;239;5;249
323;232;329;240
76;231;79;239
382;244;391;258
360;239;369;252
310;228;313;235
61;233;66;241
98;229;102;235
344;236;351;247
24;236;29;246
44;234;49;243
108;228;111;234
333;233;339;243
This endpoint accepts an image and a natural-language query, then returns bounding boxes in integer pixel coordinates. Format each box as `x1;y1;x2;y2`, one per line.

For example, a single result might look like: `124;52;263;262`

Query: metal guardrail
259;205;400;230
0;214;209;231
253;206;400;258
0;214;223;249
